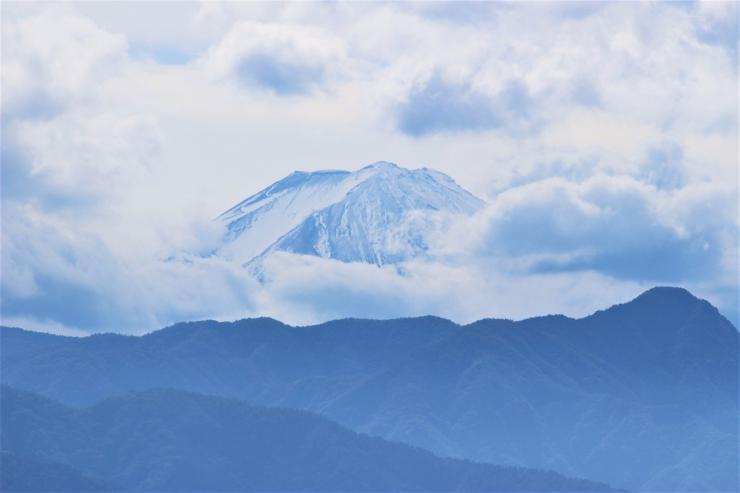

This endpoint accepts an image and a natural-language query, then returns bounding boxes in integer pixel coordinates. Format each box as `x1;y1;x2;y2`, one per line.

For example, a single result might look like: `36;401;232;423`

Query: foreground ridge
1;286;737;492
1;386;613;492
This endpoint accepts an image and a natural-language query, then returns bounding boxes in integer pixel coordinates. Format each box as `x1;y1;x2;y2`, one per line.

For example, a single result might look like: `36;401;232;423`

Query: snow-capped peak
361;161;400;171
216;162;484;266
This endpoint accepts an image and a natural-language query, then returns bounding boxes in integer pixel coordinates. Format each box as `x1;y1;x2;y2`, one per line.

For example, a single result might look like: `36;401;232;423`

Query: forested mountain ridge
1;287;737;491
0;386;612;492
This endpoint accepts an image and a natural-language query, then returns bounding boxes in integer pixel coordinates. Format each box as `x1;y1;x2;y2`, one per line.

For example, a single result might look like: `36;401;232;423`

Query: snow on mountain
217;162;484;267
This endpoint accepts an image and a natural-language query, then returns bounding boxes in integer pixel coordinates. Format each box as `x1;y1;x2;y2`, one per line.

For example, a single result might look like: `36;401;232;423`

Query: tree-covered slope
1;287;737;491
0;386;610;492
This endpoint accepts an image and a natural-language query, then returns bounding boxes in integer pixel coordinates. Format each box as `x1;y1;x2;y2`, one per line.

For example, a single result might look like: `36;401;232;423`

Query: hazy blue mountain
0;386;611;492
1;287;737;491
1;452;110;492
216;162;484;266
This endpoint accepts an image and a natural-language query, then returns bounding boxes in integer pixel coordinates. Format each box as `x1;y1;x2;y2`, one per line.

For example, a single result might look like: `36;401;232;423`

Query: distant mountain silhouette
1;287;737;491
0;386;611;492
1;452;110;492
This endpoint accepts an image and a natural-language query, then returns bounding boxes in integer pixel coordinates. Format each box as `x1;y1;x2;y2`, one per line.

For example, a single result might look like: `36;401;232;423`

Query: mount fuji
216;162;484;267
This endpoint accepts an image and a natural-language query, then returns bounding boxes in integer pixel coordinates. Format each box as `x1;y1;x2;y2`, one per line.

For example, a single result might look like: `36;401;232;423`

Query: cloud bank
1;1;737;333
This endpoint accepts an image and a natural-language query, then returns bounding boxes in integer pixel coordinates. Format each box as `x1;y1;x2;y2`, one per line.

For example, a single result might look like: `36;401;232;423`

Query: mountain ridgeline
1;287;738;492
0;386;610;492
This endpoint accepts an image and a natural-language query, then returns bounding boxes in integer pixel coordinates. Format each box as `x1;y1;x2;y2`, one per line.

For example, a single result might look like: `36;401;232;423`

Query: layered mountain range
2;287;737;492
3;164;738;491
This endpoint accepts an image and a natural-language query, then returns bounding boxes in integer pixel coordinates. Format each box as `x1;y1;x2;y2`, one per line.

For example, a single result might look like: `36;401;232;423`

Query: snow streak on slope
217;162;484;266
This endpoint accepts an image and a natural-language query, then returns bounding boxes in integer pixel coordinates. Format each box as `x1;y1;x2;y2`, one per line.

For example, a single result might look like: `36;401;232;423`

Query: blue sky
1;1;738;334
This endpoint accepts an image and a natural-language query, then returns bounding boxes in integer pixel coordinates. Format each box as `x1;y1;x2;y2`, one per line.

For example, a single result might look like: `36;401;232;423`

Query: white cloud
250;251;650;326
12;110;161;197
201;20;351;95
1;10;127;116
454;175;737;285
1;201;258;333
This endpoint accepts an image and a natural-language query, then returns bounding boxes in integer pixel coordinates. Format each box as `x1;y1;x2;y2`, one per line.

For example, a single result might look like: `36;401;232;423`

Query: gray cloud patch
235;52;326;95
397;75;533;137
639;142;685;190
473;176;735;284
